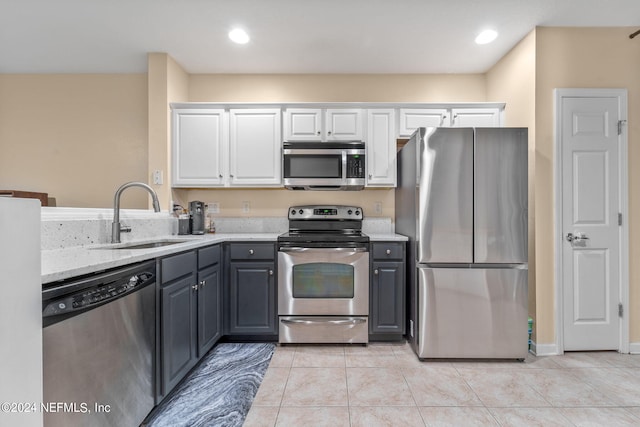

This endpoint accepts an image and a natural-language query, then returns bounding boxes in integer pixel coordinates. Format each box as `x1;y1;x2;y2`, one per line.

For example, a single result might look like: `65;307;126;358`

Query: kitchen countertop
42;232;407;284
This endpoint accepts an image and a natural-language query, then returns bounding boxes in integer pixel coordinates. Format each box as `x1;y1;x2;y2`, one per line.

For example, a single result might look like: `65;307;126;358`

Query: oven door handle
281;318;366;326
279;247;368;253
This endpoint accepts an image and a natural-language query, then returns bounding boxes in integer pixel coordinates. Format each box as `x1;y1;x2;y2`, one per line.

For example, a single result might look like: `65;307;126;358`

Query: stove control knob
290;209;296;216
299;209;303;215
347;209;353;215
355;210;361;216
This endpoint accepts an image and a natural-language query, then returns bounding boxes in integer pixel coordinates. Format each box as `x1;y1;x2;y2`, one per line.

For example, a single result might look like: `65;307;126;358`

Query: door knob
567;232;589;247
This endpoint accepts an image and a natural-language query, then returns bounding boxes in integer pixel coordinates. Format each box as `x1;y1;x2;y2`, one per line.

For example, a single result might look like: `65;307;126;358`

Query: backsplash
40;207;394;250
41;208;175;250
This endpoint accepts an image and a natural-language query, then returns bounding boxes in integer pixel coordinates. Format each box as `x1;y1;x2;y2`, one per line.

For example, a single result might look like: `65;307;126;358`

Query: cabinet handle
317;131;321;135
386;249;391;255
192;284;199;291
374;269;379;275
327;131;332;135
368;174;372;179
269;269;273;276
249;249;254;255
230;174;234;178
200;280;206;287
219;174;223;178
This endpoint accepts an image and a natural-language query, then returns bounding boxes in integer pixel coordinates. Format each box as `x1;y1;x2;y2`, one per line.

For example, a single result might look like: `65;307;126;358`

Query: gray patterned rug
146;343;276;427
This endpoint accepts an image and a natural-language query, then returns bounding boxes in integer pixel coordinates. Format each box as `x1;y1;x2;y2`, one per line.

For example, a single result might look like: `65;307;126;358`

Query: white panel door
561;95;621;351
229;109;282;186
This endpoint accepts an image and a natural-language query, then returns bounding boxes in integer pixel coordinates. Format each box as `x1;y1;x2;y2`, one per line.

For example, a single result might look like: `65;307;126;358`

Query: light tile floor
243;342;640;426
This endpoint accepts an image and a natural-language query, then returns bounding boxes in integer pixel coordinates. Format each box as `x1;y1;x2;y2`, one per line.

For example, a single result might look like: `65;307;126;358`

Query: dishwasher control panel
43;271;154;317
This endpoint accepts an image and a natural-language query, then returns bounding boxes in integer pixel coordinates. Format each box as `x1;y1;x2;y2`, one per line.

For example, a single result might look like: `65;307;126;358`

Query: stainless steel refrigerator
396;127;528;359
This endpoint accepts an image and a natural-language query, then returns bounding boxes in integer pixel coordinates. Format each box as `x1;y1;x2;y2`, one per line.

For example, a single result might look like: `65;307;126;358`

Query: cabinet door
451;108;501;127
227;261;276;335
229;109;282;186
366;109;396;187
172;108;227;187
197;264;221;357
161;275;198;396
326;108;363;141
370;261;405;335
398;108;450;136
284;108;322;141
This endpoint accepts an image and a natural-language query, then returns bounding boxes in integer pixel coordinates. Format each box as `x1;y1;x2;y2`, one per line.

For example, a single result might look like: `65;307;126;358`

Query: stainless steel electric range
277;205;370;344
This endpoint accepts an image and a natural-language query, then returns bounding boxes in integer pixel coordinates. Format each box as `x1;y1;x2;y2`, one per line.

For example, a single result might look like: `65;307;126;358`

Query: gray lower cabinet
197;245;222;356
158;244;222;400
225;243;277;337
370;242;406;340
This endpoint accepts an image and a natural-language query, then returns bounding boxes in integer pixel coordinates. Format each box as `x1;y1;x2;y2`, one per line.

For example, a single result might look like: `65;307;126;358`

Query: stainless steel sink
92;239;192;250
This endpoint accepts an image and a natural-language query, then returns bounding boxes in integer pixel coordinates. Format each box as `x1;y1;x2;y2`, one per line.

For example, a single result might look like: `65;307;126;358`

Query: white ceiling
1;0;639;74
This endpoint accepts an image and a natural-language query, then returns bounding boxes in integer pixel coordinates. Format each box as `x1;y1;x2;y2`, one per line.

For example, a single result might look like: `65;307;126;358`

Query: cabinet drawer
229;243;275;260
161;251;197;284
372;242;404;260
198;244;221;269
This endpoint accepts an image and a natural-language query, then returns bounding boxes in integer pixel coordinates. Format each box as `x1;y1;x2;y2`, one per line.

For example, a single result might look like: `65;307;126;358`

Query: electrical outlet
152;170;163;185
207;202;220;214
241;201;250;213
374;201;382;215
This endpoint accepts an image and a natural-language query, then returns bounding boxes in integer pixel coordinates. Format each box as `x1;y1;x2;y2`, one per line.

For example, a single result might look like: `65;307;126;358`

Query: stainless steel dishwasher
42;260;156;427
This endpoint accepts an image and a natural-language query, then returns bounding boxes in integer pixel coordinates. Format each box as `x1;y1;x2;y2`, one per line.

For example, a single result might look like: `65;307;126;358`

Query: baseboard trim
629;343;640;354
530;341;560;356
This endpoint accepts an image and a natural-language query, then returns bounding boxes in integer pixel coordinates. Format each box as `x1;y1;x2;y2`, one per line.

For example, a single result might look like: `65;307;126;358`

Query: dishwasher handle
43;271;155;319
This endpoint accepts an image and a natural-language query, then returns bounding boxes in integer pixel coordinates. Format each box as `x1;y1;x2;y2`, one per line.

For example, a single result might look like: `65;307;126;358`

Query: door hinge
618;120;627;135
618;213;623;226
619;303;624;318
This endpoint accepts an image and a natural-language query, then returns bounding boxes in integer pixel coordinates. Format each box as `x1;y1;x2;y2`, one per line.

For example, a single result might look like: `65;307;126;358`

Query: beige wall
189;74;486;103
0;74;148;208
535;27;640;344
486;31;538;339
148;53;189;211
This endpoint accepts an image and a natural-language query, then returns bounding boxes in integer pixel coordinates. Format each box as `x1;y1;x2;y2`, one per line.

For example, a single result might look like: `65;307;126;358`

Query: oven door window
284;155;342;178
292;263;354;298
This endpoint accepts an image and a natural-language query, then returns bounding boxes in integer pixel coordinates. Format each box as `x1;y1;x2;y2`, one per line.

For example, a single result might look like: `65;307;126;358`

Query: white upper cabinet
450;107;501;127
172;107;282;188
366;109;397;187
172;108;227;187
229;109;282;186
325;109;363;141
283;108;322;141
284;108;363;141
398;108;450;136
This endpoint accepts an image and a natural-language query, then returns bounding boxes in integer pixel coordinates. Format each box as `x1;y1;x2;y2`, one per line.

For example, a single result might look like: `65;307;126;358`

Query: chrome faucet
111;182;161;243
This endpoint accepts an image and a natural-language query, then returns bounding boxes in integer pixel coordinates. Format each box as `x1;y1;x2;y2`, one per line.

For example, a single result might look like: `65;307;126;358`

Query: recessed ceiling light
475;29;498;45
229;28;250;44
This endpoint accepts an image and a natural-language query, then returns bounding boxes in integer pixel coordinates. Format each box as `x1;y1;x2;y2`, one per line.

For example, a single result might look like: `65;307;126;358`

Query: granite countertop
42;232;407;284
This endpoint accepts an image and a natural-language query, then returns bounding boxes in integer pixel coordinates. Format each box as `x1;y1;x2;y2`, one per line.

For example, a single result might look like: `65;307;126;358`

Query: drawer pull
192;284;198;291
374;269;379;275
249;249;254;255
386;249;391;255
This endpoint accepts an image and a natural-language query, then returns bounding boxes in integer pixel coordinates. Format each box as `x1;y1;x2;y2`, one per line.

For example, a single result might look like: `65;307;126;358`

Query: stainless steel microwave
283;141;366;190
